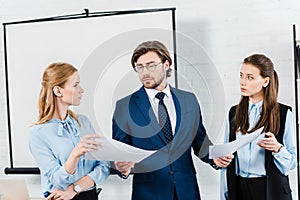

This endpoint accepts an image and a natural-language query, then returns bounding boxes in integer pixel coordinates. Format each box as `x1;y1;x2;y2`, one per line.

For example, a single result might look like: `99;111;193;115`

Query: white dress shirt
145;85;177;135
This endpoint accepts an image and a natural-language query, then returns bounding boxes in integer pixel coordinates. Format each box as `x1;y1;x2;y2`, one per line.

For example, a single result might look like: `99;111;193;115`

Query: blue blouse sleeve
29;115;110;192
272;110;297;175
78;115;110;185
29;125;76;190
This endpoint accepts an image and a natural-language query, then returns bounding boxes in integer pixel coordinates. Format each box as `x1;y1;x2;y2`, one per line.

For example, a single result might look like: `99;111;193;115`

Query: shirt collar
145;84;171;101
51;114;79;136
249;100;263;111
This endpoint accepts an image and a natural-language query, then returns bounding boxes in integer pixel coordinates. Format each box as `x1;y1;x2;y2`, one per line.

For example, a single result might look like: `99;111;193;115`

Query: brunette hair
234;54;280;134
131;40;172;77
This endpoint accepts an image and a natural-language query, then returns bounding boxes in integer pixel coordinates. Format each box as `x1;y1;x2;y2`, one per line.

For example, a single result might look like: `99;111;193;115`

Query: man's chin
143;83;159;89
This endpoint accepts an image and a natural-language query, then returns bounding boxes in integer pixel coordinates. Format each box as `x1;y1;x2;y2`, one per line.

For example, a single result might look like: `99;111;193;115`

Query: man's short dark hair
131;40;172;77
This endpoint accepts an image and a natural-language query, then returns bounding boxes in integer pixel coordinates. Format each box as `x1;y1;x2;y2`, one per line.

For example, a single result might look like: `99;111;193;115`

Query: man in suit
112;40;232;200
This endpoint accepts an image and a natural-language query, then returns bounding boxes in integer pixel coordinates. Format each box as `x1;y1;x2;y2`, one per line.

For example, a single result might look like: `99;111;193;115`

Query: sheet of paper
85;135;156;163
209;127;264;159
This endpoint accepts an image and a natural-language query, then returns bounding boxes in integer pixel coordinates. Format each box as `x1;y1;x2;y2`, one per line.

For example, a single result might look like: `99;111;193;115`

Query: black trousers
237;176;266;200
72;188;98;200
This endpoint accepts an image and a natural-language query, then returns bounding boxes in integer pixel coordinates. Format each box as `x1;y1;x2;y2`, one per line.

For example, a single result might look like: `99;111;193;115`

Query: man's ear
53;86;63;97
164;60;170;70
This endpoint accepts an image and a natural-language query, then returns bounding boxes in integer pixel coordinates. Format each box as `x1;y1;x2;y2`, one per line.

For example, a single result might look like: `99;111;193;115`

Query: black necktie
155;92;173;143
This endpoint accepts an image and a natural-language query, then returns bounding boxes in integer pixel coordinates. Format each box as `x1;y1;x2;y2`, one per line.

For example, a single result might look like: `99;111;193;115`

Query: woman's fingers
81;134;102;151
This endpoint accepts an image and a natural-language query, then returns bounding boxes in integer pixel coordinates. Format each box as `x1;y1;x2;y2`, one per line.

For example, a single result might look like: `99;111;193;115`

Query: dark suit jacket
112;86;212;200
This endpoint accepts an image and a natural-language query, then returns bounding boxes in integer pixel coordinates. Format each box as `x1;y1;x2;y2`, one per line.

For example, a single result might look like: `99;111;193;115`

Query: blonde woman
29;62;109;200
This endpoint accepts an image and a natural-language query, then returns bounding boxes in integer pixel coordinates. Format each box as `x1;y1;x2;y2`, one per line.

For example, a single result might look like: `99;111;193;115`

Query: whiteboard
3;8;176;169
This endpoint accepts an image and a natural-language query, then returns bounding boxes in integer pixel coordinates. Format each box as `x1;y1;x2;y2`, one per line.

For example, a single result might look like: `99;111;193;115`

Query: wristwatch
73;183;82;194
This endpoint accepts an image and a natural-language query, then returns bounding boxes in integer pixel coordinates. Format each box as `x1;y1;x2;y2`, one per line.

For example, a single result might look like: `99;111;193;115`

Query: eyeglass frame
133;61;163;73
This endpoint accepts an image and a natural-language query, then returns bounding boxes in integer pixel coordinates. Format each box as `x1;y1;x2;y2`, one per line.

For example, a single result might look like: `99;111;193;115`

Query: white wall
0;0;299;199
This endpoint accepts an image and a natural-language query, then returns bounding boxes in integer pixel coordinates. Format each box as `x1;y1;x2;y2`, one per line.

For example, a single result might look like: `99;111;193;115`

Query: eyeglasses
134;62;162;73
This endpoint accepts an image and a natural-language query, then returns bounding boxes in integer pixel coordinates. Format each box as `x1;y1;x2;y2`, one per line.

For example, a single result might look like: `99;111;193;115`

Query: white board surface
4;9;175;168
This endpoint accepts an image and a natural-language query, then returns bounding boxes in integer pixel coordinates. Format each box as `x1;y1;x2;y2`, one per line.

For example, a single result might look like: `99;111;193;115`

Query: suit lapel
170;87;181;137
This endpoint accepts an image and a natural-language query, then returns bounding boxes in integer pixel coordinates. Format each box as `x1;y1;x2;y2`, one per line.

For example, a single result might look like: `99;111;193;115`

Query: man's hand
213;155;234;168
114;161;134;176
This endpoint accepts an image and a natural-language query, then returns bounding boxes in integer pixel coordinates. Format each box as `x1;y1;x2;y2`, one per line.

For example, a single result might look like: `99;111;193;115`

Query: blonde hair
35;62;80;125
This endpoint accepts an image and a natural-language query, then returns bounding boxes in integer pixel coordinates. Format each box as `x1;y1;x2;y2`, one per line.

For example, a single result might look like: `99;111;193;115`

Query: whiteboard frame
3;8;177;174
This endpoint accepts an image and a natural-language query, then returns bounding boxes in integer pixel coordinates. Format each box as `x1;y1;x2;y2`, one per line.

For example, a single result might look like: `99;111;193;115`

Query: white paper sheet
209;127;264;159
85;135;156;163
